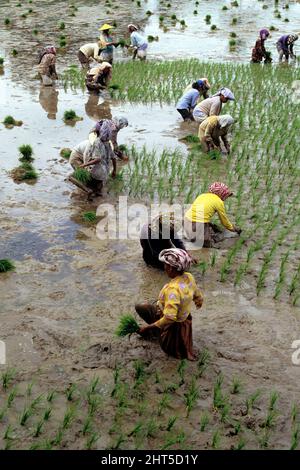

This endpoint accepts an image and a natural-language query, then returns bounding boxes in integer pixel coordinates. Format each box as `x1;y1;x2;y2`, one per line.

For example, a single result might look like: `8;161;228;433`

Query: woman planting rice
251;29;271;63
276;34;298;62
193;87;235;123
140;213;197;270
69;140;89;169
198;115;234;155
89;117;129;160
136;248;203;360
184;182;241;247
78;42;101;67
183;78;211;99
176;82;206;121
127;24;148;60
98;24;117;64
38;46;58;86
79;122;117;196
85;62;112;91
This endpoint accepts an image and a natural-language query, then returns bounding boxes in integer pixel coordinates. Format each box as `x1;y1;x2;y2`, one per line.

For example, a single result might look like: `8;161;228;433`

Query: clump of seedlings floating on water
60;148;71;159
63;109;82;124
3;115;23;128
205;14;211;24
19;144;34;162
147;35;159;42
0;260;15;273
11;162;38;182
4;18;11;25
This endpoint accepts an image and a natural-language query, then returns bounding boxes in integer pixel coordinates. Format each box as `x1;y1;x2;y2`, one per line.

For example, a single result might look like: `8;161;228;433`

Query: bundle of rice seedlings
0;259;15;273
19;144;33;161
3;115;23;127
82;211;97;223
60;148;72;159
116;315;140;337
73;168;92;185
0;57;4;66
63;109;82;123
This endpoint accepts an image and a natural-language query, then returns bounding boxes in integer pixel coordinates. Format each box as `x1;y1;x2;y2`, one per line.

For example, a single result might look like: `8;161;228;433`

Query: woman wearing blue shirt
176;82;203;121
128;24;148;60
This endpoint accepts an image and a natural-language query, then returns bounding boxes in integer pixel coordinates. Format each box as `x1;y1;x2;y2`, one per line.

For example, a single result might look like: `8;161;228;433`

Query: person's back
176;89;199;110
80;43;97;55
131;31;147;48
185;193;233;230
194;96;221;119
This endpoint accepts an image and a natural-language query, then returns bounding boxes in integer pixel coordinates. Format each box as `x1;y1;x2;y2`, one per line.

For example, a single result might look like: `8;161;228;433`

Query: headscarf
288;34;299;44
38;45;56;64
128;24;138;31
209;182;233;200
260;29;270;40
112;116;128;130
218;114;234;129
94;119;117;142
213;87;235;101
159;248;192;272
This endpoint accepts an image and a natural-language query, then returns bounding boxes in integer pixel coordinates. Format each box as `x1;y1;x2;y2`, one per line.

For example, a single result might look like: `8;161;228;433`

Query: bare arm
80;158;101;168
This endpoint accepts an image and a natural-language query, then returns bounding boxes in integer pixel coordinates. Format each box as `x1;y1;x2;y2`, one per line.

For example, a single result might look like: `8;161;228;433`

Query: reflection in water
39;86;59;119
85;92;112;121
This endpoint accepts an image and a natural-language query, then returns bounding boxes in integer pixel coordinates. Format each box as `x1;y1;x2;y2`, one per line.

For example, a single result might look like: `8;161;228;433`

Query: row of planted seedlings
1;345;299;450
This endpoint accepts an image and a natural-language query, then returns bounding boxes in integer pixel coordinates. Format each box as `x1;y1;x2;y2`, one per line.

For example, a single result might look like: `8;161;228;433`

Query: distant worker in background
251;29;272;63
127;24;148;60
199;115;234;155
193;87;235;123
276;34;298;62
38;46;58;86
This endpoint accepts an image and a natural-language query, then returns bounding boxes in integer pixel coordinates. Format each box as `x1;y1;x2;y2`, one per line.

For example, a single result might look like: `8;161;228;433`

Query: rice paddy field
0;0;300;451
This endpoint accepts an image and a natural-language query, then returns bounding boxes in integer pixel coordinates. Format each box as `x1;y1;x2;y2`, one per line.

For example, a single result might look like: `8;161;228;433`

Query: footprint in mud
48;291;66;300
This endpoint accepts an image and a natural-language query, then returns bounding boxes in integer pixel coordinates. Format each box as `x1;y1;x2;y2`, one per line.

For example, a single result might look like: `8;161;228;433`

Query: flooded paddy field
0;0;300;450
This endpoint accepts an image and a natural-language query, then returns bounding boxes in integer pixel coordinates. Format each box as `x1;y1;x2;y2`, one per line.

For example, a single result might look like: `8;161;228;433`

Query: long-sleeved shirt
155;272;203;327
38;53;56;76
193;96;222;120
130;31;148;50
176;89;200;110
277;35;290;53
185;193;234;231
79;43;100;61
252;38;267;61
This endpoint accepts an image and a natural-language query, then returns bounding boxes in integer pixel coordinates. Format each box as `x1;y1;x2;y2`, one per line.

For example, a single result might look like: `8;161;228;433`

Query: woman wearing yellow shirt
184;182;241;247
136;248;203;360
199;115;234;154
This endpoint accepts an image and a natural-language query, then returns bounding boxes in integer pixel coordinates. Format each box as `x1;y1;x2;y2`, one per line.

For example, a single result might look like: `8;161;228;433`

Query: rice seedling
205;14;211;24
213;373;227;410
0;407;7;421
43;407;52;421
258;429;270;449
222;6;228;10
157;393;170;416
229;39;237;48
26;382;34;396
19;406;34;426
4;18;11;25
211;429;221;449
211;25;217;31
19;144;33;161
146;10;152;15
7;386;18;408
197;348;210;377
87;394;101;417
32;29;38;35
290;424;300;450
59;38;67;48
291;403;298;425
62;405;76;429
46;390;56;403
0;57;4;66
231;0;239;6
233;436;246;450
1;368;16;389
60;148;71;159
4;424;13;440
177;359;187;385
3;115;22;127
134;360;147;387
146;418;158;438
82;416;93;436
166;416;177;432
51;428;64;446
33;419;44;438
231;377;242;394
83;211;97;224
109;433;126;450
269;391;279;411
115;314;140;336
263;409;277;429
59;21;65;30
232;17;237;24
185;376;199;417
0;259;15;273
245;389;261;415
160;431;186;450
72;168;92;185
200;411;210;431
65;383;77;401
86;432;99;449
220;402;231;423
198;261;207;276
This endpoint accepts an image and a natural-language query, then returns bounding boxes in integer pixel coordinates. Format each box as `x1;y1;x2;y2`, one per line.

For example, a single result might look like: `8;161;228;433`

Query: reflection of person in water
85;93;112;121
39;86;59;119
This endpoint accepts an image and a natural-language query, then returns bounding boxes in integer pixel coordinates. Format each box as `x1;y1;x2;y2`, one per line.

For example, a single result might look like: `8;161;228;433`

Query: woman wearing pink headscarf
38;46;58;86
251;29;271;63
184;182;241;247
136;248;203;360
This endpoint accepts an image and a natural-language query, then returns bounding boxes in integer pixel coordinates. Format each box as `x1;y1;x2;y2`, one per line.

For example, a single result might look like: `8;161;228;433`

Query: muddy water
1;0;300;450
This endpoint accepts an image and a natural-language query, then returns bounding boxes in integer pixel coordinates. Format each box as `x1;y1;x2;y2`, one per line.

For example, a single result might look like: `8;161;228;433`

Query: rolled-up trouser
78;50;89;66
41;74;53;86
137;48;147;60
177;109;193;120
69;150;83;170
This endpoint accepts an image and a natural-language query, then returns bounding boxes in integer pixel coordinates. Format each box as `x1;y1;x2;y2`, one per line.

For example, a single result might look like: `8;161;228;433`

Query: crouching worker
199;115;234;155
184;182;241;247
85;62;112;92
251;29;271;63
90;117;129;161
78;43;101;67
136;248;203;360
38;46;58;86
69;140;89;169
127;24;148;60
78;124;117;197
140;213;197;270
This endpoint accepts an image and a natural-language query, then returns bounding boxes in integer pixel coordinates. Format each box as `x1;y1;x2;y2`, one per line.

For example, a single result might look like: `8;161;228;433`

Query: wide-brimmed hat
99;23;113;31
